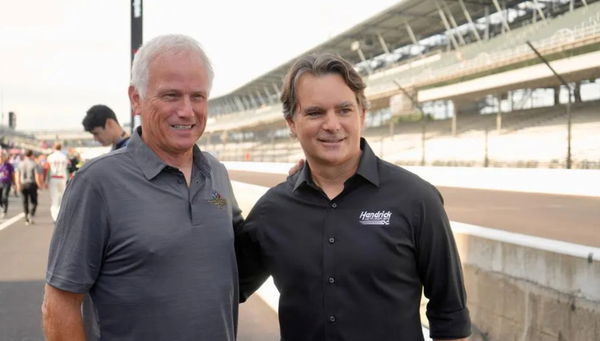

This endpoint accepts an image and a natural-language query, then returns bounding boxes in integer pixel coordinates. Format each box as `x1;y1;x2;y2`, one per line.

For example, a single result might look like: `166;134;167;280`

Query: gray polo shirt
46;128;243;340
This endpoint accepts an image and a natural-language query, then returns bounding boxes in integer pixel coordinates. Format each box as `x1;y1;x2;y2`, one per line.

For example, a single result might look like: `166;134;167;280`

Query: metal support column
459;0;481;42
492;0;511;32
377;33;391;55
532;0;547;22
526;41;573;169
441;0;466;45
435;0;460;50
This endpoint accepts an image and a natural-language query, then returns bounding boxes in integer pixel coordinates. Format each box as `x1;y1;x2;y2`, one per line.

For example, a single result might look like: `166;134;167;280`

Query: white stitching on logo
358;210;392;226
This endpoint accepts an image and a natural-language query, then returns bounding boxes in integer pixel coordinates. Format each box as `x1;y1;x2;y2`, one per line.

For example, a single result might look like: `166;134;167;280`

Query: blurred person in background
237;54;471;341
15;149;44;225
0;151;15;218
9;153;21;197
47;143;70;222
36;153;50;186
82;104;130;150
67;148;82;178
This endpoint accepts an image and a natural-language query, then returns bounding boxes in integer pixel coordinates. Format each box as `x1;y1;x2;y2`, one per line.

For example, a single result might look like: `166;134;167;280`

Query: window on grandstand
422;100;455;120
580;78;600;101
365;108;392;128
274;128;289;139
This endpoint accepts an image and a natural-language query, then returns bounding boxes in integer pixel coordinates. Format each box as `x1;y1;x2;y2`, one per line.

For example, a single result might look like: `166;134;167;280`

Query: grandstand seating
201;1;600;169
204;102;600;169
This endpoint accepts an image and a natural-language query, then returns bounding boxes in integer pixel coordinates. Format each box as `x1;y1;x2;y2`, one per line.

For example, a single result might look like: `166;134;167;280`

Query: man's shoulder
76;149;132;179
257;174;295;204
377;160;438;197
200;151;229;176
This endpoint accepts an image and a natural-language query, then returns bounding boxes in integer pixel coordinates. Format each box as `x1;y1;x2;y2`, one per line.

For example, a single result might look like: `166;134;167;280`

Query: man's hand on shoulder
288;159;305;176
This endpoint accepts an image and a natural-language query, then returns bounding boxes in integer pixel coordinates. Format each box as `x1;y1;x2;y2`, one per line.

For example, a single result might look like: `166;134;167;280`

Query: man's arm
434;339;467;341
14;170;21;192
42;284;86;341
35;168;45;189
418;185;471;340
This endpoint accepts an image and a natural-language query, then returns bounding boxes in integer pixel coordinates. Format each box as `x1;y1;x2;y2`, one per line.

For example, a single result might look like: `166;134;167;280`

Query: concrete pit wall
454;223;600;341
226;163;600;341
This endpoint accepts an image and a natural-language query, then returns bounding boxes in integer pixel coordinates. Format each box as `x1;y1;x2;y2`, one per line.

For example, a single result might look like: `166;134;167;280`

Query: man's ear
105;118;117;129
286;116;297;138
128;85;142;117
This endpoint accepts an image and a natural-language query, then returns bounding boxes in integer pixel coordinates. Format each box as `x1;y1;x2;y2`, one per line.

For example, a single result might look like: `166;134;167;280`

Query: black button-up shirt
237;138;470;341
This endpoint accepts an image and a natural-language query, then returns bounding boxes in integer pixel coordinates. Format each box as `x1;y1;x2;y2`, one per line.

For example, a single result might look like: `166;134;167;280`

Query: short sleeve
46;171;109;293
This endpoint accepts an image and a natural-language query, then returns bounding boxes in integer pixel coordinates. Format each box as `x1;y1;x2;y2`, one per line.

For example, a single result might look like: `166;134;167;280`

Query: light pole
526;41;572;169
131;0;143;133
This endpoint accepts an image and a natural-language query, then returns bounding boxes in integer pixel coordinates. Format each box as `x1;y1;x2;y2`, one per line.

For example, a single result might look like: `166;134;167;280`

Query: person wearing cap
236;54;471;341
82;104;130;150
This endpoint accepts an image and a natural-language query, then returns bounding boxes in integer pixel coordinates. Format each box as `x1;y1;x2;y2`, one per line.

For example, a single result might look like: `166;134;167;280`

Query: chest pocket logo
358;210;392;226
208;190;227;208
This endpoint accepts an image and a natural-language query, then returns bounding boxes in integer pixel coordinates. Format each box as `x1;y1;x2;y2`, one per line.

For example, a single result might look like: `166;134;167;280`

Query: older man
237;54;471;341
42;34;243;340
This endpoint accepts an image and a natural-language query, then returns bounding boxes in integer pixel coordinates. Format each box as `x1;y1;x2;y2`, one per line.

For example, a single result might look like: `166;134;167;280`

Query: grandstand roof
210;0;523;104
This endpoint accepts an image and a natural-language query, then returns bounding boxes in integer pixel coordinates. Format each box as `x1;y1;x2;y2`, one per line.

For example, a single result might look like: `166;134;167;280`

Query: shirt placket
323;197;340;340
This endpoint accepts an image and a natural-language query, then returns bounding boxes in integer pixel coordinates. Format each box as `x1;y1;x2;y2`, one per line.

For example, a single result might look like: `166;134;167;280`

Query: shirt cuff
427;307;471;339
46;272;91;294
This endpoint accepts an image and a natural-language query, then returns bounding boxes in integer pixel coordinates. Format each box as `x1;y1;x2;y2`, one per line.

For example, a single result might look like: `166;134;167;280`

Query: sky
0;0;400;131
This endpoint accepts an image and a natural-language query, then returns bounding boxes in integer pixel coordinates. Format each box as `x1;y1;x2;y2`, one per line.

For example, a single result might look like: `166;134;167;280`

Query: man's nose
178;97;195;118
322;111;341;131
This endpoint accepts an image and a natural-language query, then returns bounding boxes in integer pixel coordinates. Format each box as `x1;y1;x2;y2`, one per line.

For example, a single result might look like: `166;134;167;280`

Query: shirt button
328;276;335;284
329;315;336;323
328;237;335;244
177;179;183;184
331;202;337;208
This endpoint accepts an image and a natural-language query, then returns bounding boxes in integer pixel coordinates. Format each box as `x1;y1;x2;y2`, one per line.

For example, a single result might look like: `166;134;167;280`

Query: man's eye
162;93;178;100
306;111;321;117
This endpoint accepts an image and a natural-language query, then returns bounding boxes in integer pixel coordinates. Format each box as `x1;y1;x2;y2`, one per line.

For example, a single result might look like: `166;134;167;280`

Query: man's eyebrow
335;101;355;109
157;88;180;94
302;106;323;113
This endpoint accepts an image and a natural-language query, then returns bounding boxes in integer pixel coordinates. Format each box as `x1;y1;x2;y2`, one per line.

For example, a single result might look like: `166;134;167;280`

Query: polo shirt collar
292;137;380;192
127;127;211;180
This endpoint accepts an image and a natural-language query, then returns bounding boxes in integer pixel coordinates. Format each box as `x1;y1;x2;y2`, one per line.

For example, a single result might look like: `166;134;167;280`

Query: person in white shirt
47;143;70;222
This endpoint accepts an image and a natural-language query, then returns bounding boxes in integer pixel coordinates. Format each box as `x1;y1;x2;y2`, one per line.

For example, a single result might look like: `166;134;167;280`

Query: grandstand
201;0;600;169
0;125;44;153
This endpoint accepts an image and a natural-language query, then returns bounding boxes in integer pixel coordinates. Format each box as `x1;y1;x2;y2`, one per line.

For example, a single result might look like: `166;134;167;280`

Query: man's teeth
172;124;193;129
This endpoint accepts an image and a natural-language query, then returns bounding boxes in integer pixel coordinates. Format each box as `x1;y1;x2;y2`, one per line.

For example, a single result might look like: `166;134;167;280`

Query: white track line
0;213;25;231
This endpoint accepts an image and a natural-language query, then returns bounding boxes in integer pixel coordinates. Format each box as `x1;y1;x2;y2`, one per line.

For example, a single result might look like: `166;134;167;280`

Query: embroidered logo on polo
358;210;392;226
208;190;227;208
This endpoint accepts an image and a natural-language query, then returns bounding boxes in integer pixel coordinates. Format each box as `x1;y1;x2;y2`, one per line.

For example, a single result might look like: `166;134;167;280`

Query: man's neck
113;130;128;145
309;154;361;200
146;142;194;185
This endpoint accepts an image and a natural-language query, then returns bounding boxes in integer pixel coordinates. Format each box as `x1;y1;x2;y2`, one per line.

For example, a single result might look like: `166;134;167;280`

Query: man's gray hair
130;34;214;98
280;53;369;120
